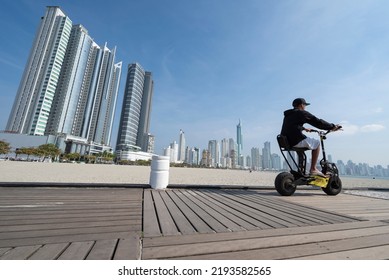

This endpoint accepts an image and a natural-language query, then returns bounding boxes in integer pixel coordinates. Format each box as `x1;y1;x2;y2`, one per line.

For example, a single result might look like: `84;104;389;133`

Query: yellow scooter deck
309;175;329;188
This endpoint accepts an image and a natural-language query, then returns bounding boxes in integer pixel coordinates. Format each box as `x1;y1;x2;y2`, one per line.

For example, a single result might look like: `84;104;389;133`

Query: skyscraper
6;6;121;154
136;71;154;151
236;120;243;166
208;140;219;167
6;7;72;135
178;129;186;162
251;147;261;170
116;63;154;157
83;44;121;145
45;24;93;137
262;141;271;170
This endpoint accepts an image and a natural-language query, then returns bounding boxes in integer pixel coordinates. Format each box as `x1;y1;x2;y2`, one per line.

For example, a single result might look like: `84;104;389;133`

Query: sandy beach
1;161;388;190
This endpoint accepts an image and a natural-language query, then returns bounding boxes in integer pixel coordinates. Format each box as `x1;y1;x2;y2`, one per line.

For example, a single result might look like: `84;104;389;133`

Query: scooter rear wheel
275;172;296;196
322;176;342;196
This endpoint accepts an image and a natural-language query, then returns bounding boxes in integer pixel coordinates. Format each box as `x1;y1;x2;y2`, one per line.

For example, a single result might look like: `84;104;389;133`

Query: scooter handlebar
307;125;342;135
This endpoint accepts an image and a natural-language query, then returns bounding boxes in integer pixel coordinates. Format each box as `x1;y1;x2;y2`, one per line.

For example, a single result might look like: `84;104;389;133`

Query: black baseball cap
292;98;310;107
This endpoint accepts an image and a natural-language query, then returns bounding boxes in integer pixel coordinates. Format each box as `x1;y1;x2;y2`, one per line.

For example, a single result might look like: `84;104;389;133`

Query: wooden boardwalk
0;187;142;260
1;186;389;259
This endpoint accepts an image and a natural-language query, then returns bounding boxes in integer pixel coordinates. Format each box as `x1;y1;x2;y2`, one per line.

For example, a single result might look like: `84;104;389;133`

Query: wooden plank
57;241;94;260
0;247;12;257
28;243;69;260
0;214;142;226
0;225;139;241
219;190;322;227
279;191;389;221
180;190;234;232
113;234;141;260
0;228;134;248
0;212;141;223
151;191;180;236
0;205;140;213
249;191;360;223
0;245;41;260
142;224;389;259
295;245;389;260
0;211;141;223
176;232;389;260
0;219;141;232
143;190;162;237
173;190;226;232
86;239;117;260
176;190;230;232
192;190;259;230
201;190;289;229
281;232;389;260
223;191;338;226
166;191;214;234
143;220;385;248
160;191;197;235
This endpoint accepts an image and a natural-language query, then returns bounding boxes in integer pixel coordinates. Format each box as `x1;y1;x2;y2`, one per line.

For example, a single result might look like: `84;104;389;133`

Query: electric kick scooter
275;127;342;196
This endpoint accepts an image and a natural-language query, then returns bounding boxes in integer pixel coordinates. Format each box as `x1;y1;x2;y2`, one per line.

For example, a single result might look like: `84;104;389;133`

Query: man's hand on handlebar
332;124;342;131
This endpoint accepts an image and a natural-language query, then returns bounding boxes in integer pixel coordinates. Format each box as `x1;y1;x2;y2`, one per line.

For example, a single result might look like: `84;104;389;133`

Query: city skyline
1;1;389;166
165;125;388;177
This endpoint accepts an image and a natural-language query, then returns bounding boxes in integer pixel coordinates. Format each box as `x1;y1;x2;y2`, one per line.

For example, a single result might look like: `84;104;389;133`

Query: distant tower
208;140;219;167
236;120;243;166
262;141;271;169
170;141;179;163
178;129;186;162
251;147;260;170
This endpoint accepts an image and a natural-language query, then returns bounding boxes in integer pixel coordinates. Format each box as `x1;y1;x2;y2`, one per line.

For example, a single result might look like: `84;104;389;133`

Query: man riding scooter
281;98;341;177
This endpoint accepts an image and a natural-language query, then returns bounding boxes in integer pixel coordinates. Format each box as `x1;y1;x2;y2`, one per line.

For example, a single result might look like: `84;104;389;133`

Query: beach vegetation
84;154;97;164
0;140;11;155
117;159;151;166
13;144;60;161
63;152;81;162
15;147;36;160
95;150;115;164
37;144;61;161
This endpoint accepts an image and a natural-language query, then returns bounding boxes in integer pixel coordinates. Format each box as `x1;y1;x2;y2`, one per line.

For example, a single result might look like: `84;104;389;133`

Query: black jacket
281;109;335;147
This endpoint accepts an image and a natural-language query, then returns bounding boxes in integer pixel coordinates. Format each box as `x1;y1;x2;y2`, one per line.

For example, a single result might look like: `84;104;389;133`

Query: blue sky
1;0;388;166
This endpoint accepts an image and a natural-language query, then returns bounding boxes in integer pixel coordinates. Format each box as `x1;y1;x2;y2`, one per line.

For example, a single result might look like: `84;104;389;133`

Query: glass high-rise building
6;6;121;153
6;6;72;135
116;63;154;156
83;44;122;145
45;24;93;137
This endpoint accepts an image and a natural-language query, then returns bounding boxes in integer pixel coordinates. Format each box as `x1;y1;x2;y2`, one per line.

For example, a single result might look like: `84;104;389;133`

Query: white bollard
149;155;170;190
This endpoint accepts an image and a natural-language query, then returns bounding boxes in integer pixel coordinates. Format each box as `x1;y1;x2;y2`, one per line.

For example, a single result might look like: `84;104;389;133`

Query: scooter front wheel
275;172;296;196
322;176;342;196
